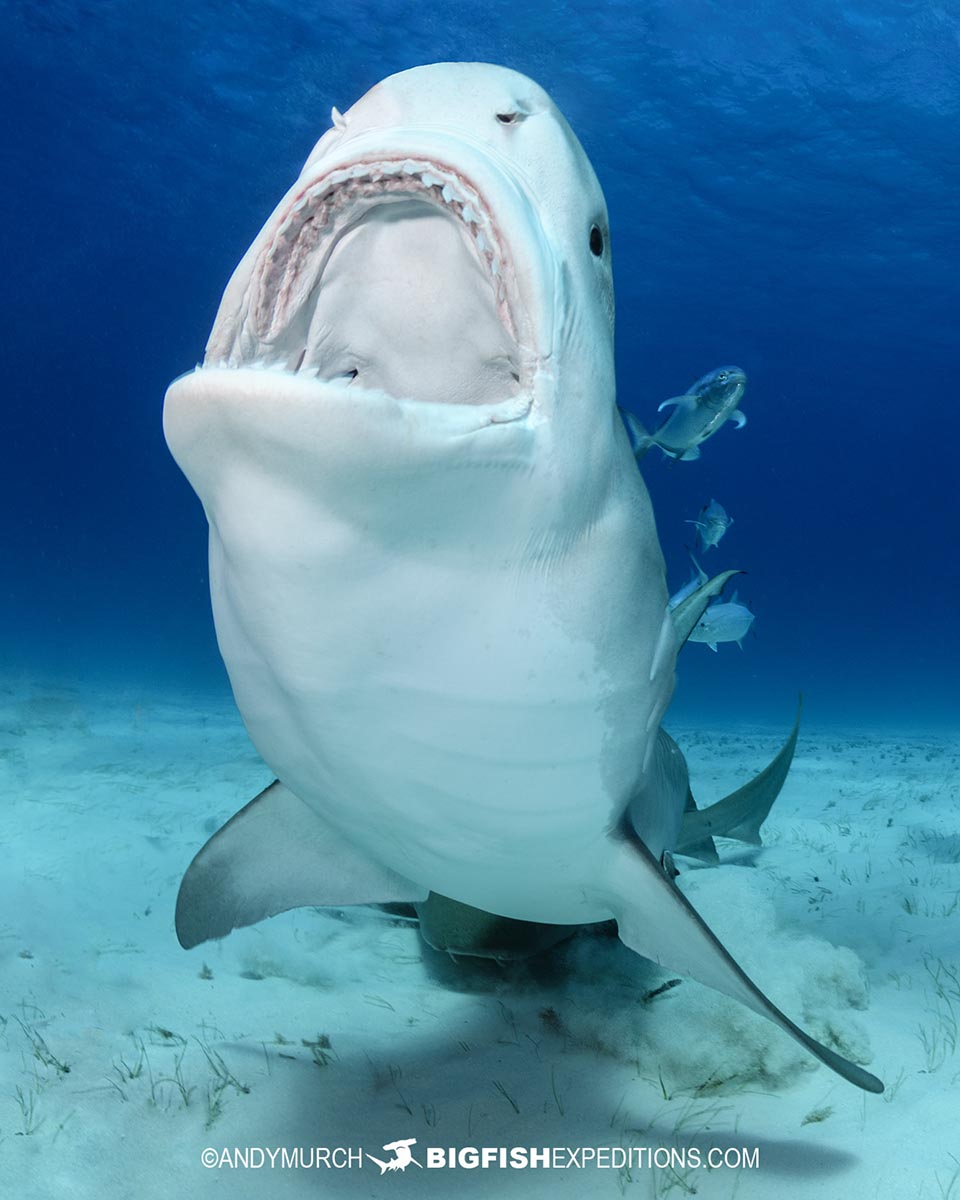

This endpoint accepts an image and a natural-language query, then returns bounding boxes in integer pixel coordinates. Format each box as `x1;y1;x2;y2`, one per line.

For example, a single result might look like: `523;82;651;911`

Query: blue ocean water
3;0;957;730
5;10;960;1194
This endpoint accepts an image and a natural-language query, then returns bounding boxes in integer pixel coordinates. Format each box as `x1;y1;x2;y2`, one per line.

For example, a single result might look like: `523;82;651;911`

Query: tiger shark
163;62;882;1093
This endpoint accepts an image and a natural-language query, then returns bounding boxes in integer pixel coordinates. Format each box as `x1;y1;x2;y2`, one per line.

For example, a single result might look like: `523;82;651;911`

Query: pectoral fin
658;395;697;413
732;410;747;428
602;835;883;1093
176;781;427;949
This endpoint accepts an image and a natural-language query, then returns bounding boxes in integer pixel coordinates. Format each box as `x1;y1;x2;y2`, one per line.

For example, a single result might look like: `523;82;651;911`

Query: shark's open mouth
227;157;530;408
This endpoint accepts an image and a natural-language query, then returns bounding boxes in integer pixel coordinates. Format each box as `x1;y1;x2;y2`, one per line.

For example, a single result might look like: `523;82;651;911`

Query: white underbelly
208;508;670;923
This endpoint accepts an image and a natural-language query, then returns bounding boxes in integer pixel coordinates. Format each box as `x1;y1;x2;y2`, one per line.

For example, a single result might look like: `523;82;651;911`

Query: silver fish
622;366;747;462
689;591;756;651
687;497;733;550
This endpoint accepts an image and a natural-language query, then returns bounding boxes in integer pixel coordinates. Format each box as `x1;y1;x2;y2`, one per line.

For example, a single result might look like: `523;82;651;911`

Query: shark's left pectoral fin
176;781;427;949
602;836;883;1093
732;410;747;429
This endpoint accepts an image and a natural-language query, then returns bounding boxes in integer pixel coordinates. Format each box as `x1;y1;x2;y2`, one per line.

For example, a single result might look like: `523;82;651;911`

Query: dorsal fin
671;569;742;647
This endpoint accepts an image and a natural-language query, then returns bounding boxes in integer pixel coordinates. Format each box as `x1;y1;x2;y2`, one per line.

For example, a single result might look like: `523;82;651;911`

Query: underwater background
4;0;958;730
4;5;960;1199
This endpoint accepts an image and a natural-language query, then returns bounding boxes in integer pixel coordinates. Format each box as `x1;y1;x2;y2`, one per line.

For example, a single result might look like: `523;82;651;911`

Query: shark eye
589;225;604;256
717;371;728;382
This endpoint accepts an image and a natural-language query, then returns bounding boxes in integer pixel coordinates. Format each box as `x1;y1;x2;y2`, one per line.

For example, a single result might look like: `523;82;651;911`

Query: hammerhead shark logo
365;1137;422;1173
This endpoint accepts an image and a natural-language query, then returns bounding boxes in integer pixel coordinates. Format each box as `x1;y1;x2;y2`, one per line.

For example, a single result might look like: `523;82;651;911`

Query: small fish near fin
670;569;742;648
675;695;803;860
618;406;654;462
176;781;428;949
601;834;884;1093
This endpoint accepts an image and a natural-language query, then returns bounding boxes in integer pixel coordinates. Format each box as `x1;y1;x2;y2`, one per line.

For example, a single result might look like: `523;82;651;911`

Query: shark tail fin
722;694;802;845
678;787;720;863
674;695;802;856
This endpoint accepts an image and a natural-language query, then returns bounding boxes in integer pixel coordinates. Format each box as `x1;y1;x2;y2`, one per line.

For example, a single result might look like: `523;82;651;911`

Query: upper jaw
203;129;553;421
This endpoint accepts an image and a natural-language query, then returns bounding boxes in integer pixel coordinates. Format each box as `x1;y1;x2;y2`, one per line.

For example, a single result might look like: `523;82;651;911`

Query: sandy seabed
1;676;957;1200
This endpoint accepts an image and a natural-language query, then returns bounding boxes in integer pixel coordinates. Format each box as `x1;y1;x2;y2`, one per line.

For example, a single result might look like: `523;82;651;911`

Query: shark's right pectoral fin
176;781;427;949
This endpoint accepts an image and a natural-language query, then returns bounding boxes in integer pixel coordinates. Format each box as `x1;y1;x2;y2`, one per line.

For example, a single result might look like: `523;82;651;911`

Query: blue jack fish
687;497;733;550
623;366;747;462
689;592;756;651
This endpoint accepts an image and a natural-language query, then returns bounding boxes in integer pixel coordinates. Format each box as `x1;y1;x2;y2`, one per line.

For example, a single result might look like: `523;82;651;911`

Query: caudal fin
675;695;802;858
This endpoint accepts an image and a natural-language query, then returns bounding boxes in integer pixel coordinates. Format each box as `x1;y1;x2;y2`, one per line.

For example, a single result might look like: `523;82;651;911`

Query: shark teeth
260;157;514;345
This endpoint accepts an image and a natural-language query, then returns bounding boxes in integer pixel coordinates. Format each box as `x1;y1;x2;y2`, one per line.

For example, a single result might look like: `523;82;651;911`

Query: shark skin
164;63;881;1093
415;698;799;960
